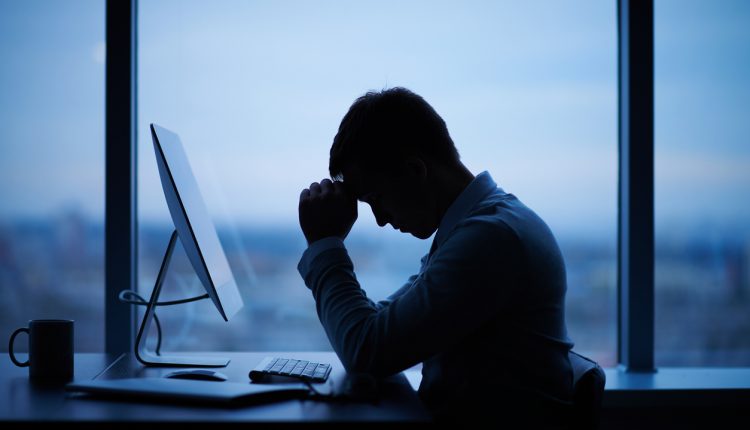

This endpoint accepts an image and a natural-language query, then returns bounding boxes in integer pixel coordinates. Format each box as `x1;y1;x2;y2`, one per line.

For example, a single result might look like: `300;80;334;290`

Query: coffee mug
8;319;74;382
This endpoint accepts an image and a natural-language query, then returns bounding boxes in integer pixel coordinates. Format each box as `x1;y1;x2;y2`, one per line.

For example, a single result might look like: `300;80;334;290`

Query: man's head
329;87;464;239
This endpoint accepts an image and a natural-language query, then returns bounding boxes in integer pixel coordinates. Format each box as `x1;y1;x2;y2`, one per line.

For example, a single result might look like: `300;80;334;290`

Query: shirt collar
431;171;499;252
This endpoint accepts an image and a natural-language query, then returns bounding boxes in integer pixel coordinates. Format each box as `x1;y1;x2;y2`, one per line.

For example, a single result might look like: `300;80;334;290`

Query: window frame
105;0;137;355
617;0;654;372
103;0;750;392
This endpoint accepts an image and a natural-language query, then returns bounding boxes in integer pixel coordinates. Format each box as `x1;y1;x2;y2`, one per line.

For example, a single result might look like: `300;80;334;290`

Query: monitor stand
135;230;230;367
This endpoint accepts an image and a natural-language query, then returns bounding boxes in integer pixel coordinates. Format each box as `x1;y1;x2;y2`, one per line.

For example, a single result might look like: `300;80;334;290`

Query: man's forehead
341;164;394;199
340;161;402;195
340;166;367;197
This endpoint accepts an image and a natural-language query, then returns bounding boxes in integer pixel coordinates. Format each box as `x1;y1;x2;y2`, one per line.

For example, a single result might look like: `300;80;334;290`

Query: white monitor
151;123;243;321
132;124;243;367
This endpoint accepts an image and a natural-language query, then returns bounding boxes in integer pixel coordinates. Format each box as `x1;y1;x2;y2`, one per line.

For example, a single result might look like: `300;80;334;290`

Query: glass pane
656;0;750;365
138;0;616;364
0;1;105;352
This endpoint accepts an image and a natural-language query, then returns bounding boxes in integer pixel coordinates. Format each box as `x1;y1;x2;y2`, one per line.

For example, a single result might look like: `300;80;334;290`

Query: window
655;0;750;366
0;0;105;352
137;0;617;362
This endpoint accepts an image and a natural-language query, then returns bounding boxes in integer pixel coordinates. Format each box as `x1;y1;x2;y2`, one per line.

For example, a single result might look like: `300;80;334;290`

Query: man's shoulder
460;191;521;231
451;209;522;251
455;190;551;247
471;189;549;229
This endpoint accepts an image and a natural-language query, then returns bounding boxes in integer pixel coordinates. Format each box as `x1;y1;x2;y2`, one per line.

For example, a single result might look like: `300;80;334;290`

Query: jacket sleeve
298;221;522;377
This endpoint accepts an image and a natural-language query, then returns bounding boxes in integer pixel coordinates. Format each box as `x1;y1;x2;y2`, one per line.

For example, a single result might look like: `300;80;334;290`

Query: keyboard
249;357;332;383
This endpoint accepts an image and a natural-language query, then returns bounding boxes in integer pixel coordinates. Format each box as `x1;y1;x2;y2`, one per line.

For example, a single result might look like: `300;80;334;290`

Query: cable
302;379;337;400
118;290;209;306
118;290;163;355
117;290;209;356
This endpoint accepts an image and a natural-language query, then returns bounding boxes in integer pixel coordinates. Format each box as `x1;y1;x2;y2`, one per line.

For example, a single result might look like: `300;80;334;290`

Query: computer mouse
163;369;228;382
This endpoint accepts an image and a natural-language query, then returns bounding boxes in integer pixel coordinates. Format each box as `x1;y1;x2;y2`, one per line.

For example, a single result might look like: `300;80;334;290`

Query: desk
1;352;431;423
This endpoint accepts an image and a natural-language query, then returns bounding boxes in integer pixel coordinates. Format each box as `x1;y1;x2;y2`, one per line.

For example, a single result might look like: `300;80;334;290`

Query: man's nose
371;205;388;227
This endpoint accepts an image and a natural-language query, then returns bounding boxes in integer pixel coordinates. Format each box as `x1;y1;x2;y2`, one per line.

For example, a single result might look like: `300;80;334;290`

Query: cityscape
4;0;749;369
2;209;749;368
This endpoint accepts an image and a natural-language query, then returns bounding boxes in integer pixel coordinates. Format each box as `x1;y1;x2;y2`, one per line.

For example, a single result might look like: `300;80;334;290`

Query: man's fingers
320;179;333;194
304;180;344;202
320;179;334;196
309;182;321;198
300;188;311;201
298;179;358;244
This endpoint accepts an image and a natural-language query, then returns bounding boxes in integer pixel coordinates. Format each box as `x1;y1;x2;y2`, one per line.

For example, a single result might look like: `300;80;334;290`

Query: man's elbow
340;354;391;378
338;341;399;379
335;325;391;378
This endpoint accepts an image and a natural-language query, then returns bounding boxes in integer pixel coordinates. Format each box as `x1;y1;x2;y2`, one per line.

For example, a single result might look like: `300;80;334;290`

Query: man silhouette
298;87;574;424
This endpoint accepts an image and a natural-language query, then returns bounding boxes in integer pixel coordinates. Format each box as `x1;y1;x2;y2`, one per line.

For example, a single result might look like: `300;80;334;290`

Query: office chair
569;350;606;429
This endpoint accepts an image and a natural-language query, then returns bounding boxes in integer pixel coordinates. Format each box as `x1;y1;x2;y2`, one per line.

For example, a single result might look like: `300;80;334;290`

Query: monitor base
134;230;230;368
136;352;230;368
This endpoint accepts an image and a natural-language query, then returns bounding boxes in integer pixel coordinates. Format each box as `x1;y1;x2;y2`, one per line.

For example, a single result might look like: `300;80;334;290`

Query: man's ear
404;156;428;182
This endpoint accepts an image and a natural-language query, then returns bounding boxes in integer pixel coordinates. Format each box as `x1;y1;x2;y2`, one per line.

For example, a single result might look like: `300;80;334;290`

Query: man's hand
299;179;358;245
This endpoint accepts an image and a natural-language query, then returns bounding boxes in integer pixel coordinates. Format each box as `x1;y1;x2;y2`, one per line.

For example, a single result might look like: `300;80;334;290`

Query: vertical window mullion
105;0;137;355
618;0;655;372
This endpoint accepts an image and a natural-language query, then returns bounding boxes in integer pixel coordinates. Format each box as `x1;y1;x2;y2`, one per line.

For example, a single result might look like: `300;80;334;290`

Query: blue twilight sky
1;0;748;239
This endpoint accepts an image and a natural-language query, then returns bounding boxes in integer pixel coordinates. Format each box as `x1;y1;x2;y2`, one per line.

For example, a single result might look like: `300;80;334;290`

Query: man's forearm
299;246;383;374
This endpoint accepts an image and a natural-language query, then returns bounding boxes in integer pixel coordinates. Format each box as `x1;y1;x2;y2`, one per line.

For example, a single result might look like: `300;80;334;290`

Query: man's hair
329;87;460;181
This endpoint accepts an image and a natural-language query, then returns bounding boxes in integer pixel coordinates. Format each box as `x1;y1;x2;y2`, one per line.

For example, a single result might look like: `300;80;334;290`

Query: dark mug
9;319;74;382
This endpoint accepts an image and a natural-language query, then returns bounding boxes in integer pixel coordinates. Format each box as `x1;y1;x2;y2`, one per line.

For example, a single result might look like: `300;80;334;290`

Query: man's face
343;163;439;239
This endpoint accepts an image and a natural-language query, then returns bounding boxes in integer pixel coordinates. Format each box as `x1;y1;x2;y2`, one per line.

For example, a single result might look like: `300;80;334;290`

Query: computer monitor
132;124;244;367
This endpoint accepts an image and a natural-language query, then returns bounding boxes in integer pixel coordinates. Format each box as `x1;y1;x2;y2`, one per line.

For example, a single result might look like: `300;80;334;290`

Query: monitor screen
150;123;243;321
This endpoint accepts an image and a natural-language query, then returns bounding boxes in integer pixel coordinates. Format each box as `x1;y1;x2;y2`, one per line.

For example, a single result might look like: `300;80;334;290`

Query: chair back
569;350;606;429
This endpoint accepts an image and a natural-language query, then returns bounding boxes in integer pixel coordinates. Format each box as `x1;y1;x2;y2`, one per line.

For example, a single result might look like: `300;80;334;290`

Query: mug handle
8;327;30;367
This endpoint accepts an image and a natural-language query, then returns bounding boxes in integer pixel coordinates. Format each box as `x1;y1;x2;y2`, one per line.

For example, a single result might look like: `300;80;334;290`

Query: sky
1;0;748;239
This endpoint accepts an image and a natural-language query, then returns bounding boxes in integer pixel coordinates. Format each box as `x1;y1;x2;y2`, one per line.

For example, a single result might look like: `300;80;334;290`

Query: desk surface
1;352;430;423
